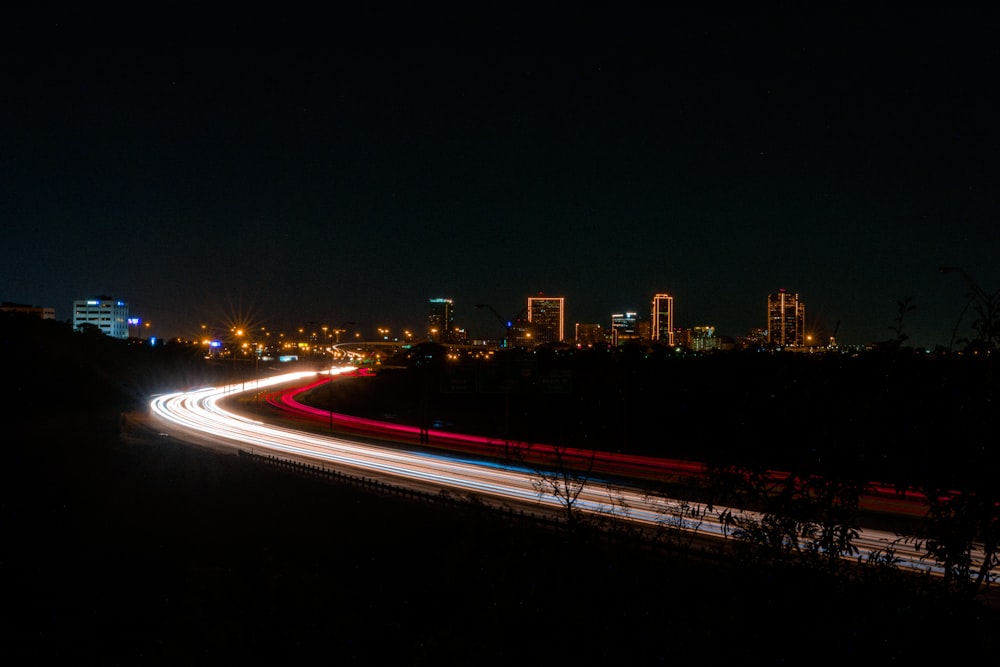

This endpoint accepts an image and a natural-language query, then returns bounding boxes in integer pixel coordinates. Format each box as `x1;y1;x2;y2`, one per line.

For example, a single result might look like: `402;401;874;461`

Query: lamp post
333;321;355;344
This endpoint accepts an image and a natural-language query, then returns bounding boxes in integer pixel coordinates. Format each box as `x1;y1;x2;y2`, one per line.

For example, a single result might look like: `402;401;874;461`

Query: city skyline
37;286;870;351
2;6;998;349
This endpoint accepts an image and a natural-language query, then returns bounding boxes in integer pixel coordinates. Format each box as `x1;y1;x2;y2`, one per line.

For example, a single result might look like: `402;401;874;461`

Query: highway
150;367;997;582
265;373;931;518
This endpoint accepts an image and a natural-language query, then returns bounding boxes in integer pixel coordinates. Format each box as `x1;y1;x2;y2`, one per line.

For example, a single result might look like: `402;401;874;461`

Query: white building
73;297;129;339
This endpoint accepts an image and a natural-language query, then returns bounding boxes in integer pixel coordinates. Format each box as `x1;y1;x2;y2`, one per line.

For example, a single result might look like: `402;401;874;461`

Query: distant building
611;311;639;346
509;318;537;348
527;295;565;344
651;293;674;345
636;320;651;341
674;327;691;349
767;289;805;347
574;322;606;347
427;298;455;343
0;302;55;319
691;325;719;352
737;328;768;349
73;297;129;339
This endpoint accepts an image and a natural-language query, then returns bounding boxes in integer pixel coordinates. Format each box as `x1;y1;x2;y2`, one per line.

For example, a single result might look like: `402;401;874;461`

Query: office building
427;298;455;343
691;325;719;352
611;311;639;346
1;302;55;319
527;295;565;344
674;328;692;349
509;319;536;348
574;323;606;347
767;289;805;347
651;293;674;345
73;297;129;339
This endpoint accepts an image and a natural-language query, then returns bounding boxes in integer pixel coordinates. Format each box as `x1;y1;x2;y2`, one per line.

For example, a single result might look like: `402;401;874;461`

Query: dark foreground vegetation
3;314;998;663
310;340;1000;596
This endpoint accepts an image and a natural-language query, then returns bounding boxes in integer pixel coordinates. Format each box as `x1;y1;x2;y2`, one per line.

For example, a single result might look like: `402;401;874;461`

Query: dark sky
2;4;998;348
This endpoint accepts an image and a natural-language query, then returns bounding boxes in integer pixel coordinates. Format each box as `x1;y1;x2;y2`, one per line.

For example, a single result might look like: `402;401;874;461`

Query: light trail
150;368;996;583
267;374;932;515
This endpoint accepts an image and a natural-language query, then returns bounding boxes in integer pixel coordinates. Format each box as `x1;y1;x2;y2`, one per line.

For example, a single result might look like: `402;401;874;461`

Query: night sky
3;5;998;348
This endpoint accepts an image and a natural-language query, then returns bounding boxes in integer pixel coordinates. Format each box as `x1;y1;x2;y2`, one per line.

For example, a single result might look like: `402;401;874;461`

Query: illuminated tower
767;289;805;347
527;295;565;344
73;296;129;339
611;311;638;346
427;298;454;342
651;293;674;345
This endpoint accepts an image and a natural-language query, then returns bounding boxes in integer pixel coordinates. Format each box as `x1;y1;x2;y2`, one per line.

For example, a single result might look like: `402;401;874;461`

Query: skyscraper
767;289;805;347
427;298;454;343
527;295;564;344
651;293;674;345
73;297;129;339
611;311;639;345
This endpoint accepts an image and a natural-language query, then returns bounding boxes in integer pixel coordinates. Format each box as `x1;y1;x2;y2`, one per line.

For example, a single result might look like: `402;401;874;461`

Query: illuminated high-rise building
611;311;639;345
427;298;455;343
651;293;674;345
767;289;805;347
691;325;719;351
527;295;564;344
73;296;129;339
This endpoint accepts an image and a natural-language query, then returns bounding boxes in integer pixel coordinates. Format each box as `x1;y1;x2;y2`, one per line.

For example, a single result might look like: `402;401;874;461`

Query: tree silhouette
530;445;596;527
888;296;915;346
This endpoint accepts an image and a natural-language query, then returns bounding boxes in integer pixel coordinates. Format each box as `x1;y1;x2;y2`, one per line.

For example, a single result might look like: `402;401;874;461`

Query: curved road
150;368;996;582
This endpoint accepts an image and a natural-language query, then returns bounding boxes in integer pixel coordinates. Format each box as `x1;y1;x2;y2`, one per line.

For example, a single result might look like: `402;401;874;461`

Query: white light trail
150;370;996;582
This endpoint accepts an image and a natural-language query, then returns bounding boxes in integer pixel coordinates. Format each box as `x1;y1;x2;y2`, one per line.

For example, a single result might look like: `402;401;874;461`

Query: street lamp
333;321;355;345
